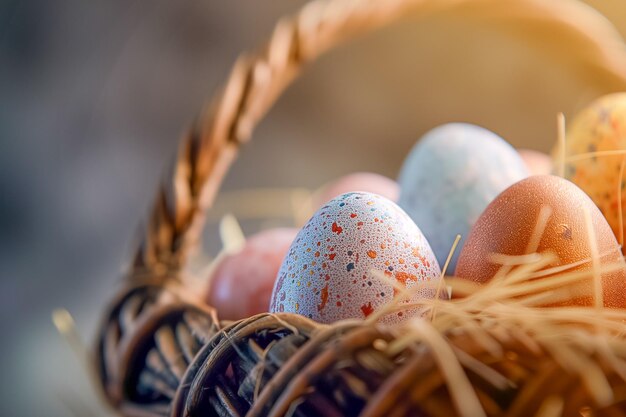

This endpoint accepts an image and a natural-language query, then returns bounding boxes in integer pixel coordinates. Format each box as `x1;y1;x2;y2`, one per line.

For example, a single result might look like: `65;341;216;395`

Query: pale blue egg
398;123;529;273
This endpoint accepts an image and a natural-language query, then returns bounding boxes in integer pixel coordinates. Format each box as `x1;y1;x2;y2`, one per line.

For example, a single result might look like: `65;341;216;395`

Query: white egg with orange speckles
269;192;442;324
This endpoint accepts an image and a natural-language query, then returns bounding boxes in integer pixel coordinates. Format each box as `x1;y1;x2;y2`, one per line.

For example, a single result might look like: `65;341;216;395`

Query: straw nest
96;253;626;417
94;0;626;416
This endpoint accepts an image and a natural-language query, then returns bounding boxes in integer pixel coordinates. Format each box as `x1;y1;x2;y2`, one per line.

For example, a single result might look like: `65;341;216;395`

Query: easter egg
518;149;552;176
313;172;399;208
206;228;298;320
557;93;626;252
269;192;442;324
398;123;529;274
456;175;626;307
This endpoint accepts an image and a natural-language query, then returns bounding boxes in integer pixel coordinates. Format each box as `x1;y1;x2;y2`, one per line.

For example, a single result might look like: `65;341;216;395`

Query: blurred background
3;0;626;415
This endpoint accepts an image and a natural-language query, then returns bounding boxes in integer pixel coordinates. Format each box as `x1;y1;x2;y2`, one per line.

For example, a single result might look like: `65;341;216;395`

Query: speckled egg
556;93;626;252
269;192;442;324
398;123;529;273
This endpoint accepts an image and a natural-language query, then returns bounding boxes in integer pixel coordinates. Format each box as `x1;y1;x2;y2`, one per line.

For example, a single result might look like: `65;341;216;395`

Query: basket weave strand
95;0;626;416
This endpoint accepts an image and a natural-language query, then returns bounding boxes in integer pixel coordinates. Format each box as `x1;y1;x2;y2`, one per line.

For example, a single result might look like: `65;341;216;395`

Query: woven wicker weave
95;0;626;416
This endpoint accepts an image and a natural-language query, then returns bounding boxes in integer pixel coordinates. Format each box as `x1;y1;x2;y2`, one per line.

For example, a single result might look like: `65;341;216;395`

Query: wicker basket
95;0;626;416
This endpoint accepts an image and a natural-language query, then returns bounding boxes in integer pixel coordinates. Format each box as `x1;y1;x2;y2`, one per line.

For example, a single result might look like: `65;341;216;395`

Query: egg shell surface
206;228;298;320
269;192;442;324
556;93;626;253
456;175;626;307
313;172;399;209
518;149;553;176
398;123;529;273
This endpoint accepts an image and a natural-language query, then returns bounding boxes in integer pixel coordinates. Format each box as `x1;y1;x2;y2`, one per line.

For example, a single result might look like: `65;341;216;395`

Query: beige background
2;1;626;415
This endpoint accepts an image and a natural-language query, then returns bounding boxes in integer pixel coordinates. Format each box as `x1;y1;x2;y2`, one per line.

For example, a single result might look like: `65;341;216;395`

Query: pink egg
206;228;298;320
270;192;442;324
314;172;399;208
518;149;552;176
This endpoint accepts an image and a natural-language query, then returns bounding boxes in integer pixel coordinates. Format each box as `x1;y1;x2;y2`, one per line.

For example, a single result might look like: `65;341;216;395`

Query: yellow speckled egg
556;93;626;252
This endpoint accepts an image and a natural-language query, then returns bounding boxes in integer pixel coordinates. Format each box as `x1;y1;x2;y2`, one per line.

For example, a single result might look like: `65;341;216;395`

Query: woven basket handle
132;0;626;279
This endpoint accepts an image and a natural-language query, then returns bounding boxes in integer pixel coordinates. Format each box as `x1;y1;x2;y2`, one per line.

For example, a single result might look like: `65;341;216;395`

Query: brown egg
313;172;399;209
455;175;626;307
518;149;552;176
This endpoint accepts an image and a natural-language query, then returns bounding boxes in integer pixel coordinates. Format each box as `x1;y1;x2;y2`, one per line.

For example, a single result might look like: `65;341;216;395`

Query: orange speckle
357;221;364;227
350;213;357;218
315;251;320;257
412;247;421;257
329;253;336;261
367;250;377;259
398;258;405;264
393;272;418;296
416;254;431;268
380;243;386;249
332;222;343;234
318;284;329;312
